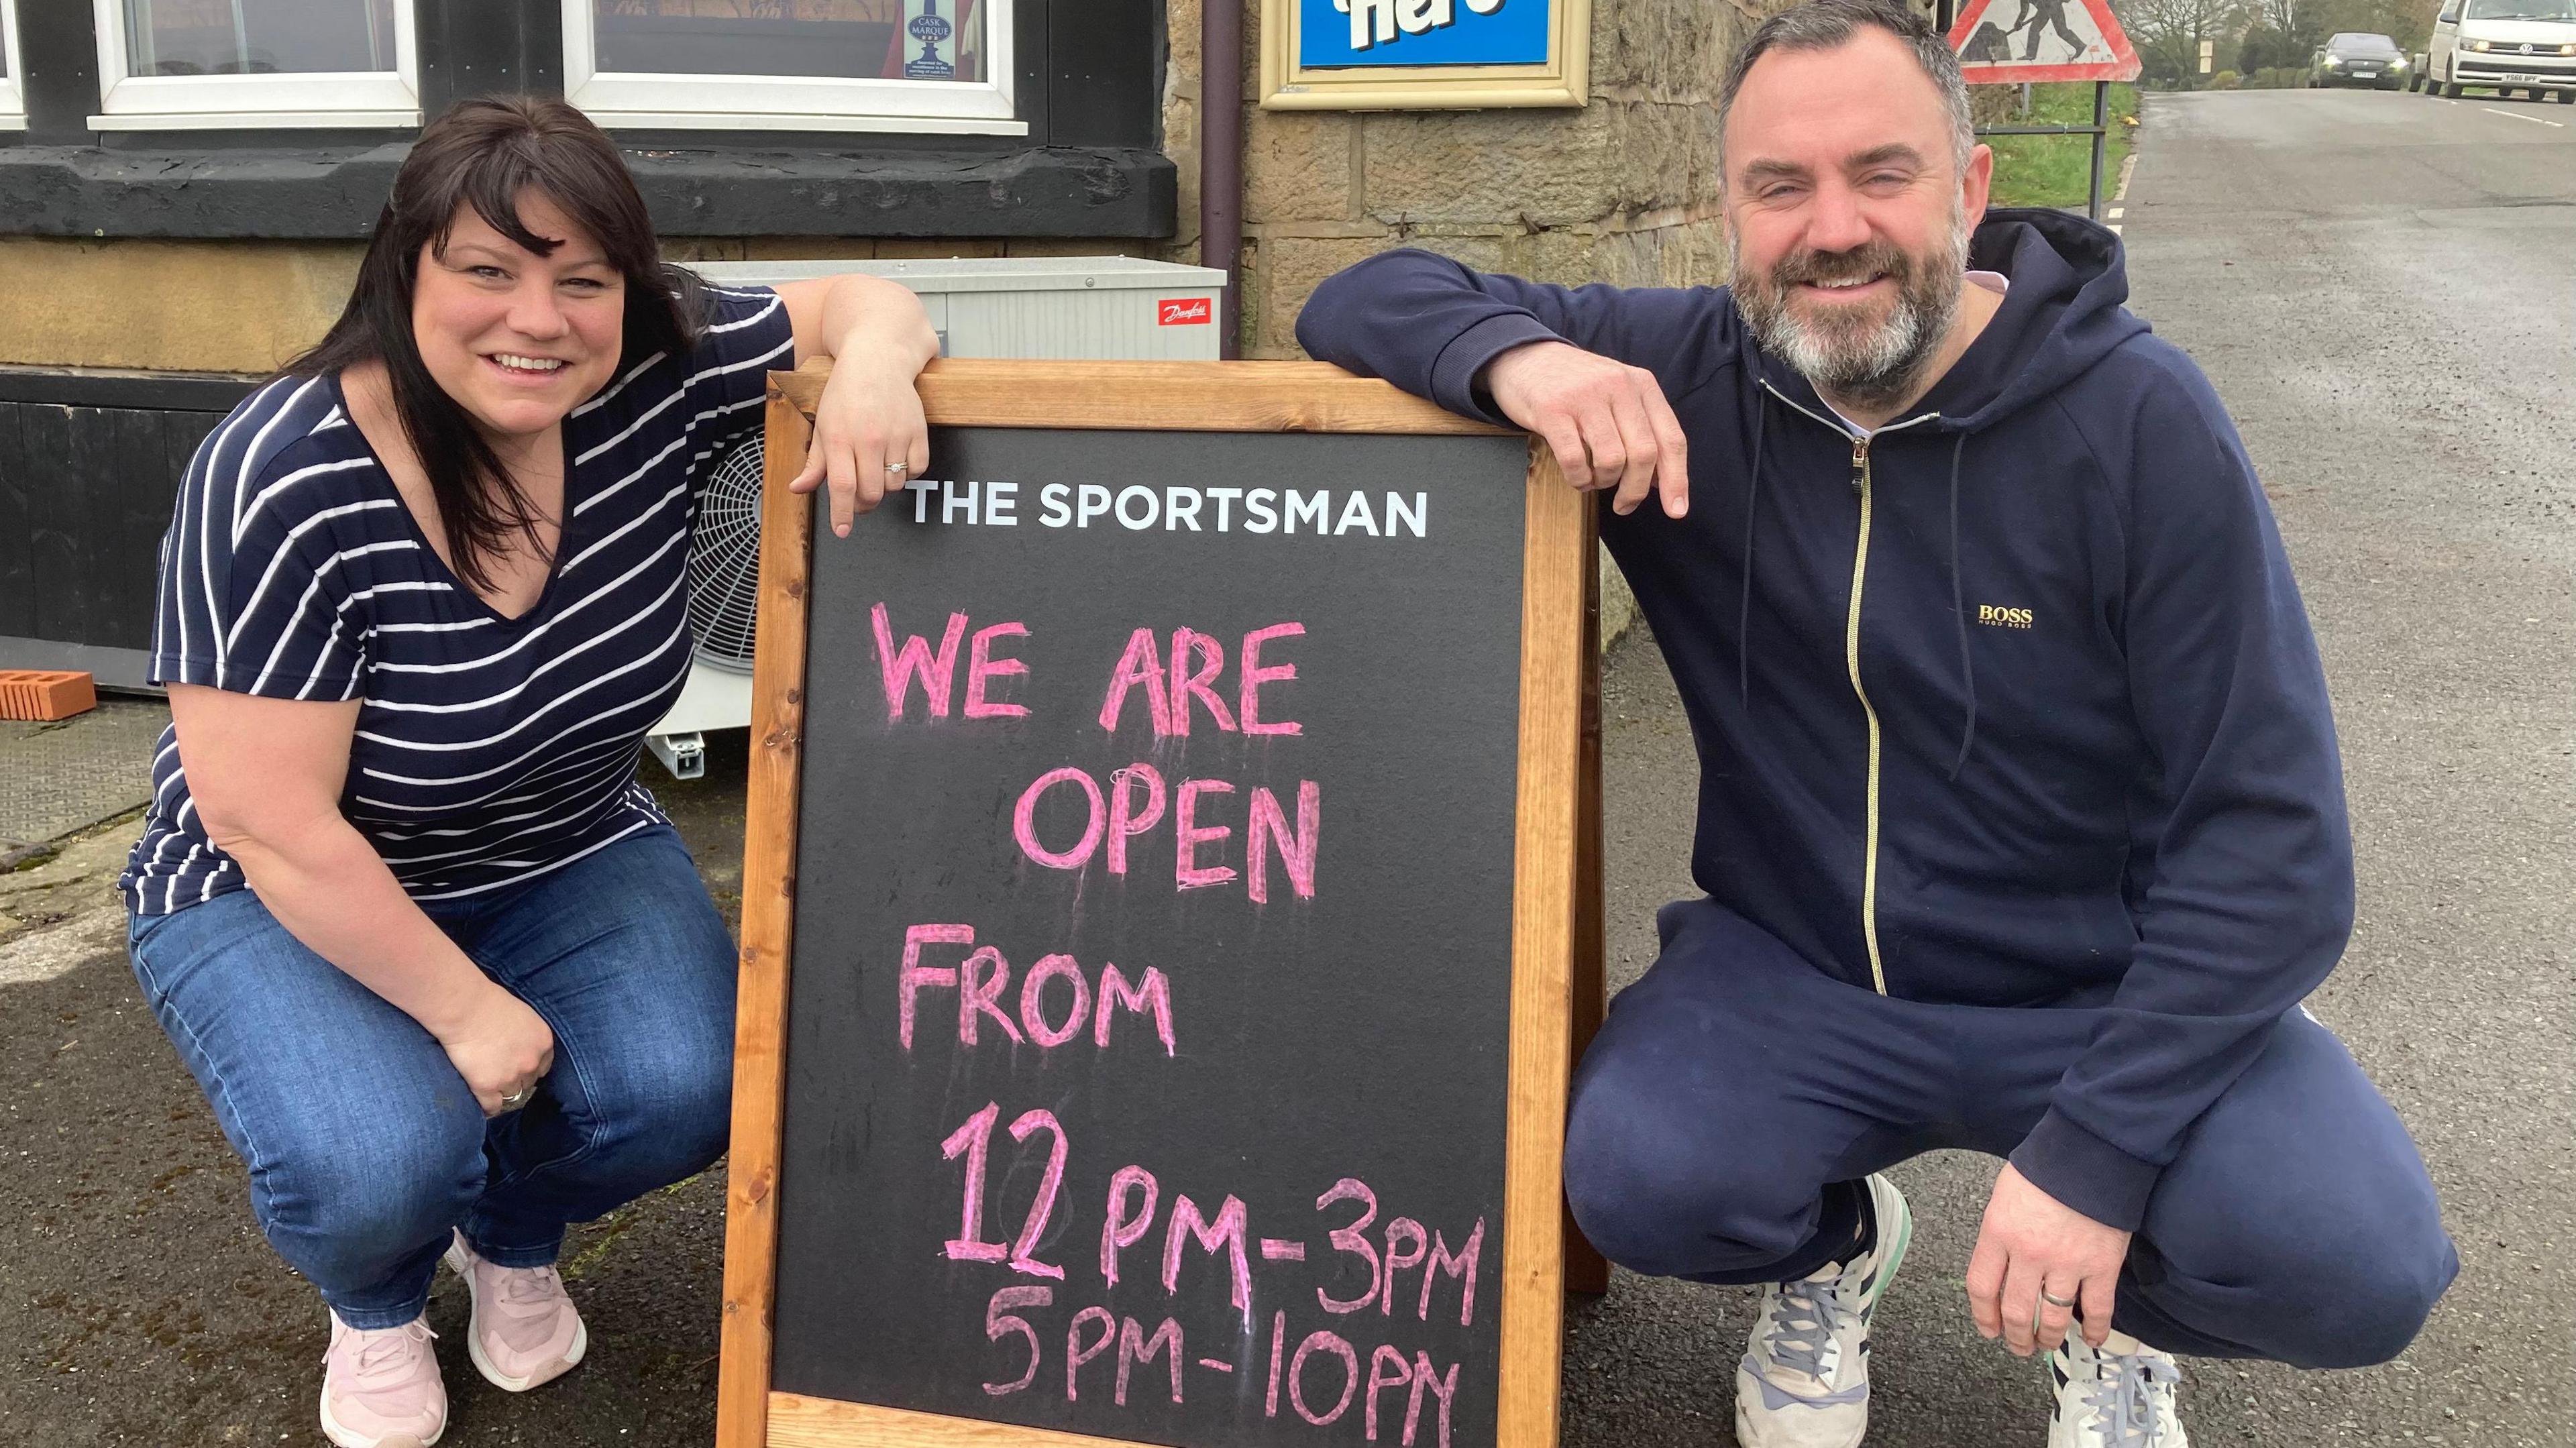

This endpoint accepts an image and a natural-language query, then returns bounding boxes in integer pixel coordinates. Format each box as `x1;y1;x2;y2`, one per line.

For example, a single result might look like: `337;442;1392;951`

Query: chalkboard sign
718;360;1588;1448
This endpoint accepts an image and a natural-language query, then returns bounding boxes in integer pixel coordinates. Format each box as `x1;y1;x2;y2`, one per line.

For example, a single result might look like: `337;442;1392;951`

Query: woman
115;97;933;1448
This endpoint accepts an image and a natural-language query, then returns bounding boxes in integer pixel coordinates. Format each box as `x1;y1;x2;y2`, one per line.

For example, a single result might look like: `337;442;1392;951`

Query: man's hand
1481;341;1690;520
1965;1162;2130;1356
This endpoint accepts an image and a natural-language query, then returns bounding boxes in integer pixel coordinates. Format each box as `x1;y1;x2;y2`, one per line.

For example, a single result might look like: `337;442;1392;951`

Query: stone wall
1160;0;1776;362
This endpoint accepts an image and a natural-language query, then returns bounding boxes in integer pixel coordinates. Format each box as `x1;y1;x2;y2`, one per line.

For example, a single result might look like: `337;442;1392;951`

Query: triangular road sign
1949;0;2141;83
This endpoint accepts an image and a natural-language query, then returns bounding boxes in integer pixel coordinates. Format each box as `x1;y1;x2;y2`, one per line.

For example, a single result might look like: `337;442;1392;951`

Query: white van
2423;0;2576;101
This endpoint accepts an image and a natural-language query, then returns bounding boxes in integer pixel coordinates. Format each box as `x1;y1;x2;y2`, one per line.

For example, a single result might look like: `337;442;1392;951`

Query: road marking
2106;206;2124;219
2108;224;2123;235
2480;106;2565;127
2113;150;2138;203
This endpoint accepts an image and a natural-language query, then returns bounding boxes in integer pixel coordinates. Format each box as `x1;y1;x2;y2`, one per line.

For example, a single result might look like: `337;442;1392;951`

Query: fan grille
686;436;766;671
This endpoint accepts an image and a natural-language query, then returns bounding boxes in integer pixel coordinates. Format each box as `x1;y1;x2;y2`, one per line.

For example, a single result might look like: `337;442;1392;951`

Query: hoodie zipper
1757;378;1939;999
1845;435;1890;996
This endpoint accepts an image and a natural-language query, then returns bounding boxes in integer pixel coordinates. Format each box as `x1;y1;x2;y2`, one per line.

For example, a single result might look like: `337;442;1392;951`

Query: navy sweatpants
1564;899;2457;1368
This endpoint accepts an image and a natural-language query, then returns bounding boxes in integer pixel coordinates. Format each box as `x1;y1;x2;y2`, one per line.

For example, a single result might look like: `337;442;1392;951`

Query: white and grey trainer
1733;1174;1913;1448
2048;1329;2189;1448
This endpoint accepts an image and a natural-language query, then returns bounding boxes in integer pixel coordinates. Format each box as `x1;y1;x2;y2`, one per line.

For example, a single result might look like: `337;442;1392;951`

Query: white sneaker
442;1231;588;1393
318;1313;446;1448
2049;1330;2190;1448
1733;1174;1912;1448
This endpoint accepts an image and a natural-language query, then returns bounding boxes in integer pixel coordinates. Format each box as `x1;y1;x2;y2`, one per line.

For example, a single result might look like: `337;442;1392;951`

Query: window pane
594;0;988;85
123;0;398;76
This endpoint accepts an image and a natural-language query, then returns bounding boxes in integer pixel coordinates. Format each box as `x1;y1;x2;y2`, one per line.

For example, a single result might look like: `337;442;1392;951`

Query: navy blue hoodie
1296;210;2354;1233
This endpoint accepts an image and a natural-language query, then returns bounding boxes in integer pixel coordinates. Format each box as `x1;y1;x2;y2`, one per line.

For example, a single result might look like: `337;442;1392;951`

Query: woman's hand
776;273;941;537
791;357;932;537
437;985;557;1117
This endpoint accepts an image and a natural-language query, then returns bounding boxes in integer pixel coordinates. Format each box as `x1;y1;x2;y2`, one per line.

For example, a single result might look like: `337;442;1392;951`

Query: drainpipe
1200;0;1245;359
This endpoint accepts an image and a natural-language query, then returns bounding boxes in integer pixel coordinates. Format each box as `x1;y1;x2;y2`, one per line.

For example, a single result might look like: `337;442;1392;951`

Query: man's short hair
1717;0;1976;174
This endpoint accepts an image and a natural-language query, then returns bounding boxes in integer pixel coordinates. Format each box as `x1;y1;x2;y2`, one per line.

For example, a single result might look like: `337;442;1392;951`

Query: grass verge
1984;82;2140;212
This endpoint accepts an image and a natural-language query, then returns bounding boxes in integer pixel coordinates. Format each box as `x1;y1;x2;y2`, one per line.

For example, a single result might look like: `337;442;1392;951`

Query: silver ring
500;1087;535;1111
2039;1289;2078;1309
884;462;908;475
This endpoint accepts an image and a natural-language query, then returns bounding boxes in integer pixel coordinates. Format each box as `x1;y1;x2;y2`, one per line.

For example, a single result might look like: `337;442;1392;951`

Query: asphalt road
3;86;2569;1448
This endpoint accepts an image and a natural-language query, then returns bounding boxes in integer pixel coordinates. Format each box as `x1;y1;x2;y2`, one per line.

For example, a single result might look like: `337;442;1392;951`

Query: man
1296;2;2457;1445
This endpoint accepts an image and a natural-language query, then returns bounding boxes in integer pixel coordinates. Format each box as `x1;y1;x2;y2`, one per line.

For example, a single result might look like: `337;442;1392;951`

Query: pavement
4;87;2571;1447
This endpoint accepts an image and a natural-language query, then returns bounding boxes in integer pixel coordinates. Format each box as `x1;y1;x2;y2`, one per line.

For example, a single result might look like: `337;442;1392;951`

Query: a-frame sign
1947;0;2141;85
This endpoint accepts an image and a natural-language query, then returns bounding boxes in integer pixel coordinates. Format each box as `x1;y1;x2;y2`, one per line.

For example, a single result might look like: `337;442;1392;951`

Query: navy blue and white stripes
121;286;794;916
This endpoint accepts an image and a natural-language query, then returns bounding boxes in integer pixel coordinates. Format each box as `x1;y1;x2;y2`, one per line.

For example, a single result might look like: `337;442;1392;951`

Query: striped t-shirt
119;286;794;916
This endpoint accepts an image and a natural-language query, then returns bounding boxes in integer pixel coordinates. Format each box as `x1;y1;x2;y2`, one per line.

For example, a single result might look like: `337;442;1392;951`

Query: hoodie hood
1751;207;2149;436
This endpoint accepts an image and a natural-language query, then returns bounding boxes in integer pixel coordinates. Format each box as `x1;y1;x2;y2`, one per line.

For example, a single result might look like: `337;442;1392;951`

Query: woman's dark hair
286;95;703;592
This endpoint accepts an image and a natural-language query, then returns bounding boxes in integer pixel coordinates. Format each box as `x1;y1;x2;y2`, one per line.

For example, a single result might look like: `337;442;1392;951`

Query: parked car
2310;32;2411;87
2422;0;2576;101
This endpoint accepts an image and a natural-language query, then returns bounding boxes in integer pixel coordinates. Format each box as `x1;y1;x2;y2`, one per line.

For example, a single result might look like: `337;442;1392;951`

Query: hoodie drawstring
1945;431;1978;781
1739;390;1770;708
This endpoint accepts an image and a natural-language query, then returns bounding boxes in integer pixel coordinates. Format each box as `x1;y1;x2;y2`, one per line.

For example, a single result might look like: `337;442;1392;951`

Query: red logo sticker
1158;297;1213;326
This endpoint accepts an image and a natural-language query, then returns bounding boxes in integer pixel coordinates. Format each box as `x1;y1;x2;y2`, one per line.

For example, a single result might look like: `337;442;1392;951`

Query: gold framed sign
1259;0;1593;110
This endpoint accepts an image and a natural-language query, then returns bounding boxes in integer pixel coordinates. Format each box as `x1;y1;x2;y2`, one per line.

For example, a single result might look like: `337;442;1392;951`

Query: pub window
89;0;421;129
561;0;1022;135
0;0;25;128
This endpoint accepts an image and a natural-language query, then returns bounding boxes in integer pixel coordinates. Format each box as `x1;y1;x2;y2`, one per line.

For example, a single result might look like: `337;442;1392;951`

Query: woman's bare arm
167;683;553;1115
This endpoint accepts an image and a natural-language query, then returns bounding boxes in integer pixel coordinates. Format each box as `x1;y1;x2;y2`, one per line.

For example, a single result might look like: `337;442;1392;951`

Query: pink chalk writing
1020;954;1091;1048
1101;1166;1159;1289
1169;628;1238;734
1066;1307;1116;1401
1366;1345;1413;1442
872;605;968;722
1107;765;1166;876
1174;779;1238;891
1006;1109;1069;1280
901;924;1179;1058
1162;1193;1254;1317
983;1286;1051;1396
1289;1330;1359;1426
940;1103;1008;1265
1094;963;1176;1056
965;622;1032;719
897;923;974;1050
1316;1178;1381;1315
1240;622;1305;736
1421;1221;1485;1328
1381;1219;1428;1318
1248;780;1322;903
961;946;1022;1046
1098;629;1173;735
1013;764;1320;901
1014;767;1105;870
1260;1239;1308;1262
1118;1317;1183;1406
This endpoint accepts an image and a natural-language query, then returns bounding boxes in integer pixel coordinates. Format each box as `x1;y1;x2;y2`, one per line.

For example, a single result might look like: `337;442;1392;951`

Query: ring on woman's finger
885;461;908;476
500;1085;535;1112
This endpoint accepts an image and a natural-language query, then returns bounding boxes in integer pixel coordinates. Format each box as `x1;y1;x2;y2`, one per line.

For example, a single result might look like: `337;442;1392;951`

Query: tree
2122;0;2253;87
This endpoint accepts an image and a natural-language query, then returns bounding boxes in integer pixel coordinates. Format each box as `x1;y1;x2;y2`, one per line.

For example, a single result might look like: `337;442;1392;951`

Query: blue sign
1297;0;1552;68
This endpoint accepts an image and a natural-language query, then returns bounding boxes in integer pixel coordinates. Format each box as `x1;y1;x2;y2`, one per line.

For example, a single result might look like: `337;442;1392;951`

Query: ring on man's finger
2039;1288;2078;1309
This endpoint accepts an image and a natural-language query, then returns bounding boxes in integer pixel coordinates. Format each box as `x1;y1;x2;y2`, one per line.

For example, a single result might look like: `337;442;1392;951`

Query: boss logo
1978;604;2035;629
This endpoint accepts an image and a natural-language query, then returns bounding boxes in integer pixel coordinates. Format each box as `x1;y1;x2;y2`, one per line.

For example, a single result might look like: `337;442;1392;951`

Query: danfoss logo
1978;604;2035;629
1157;297;1213;326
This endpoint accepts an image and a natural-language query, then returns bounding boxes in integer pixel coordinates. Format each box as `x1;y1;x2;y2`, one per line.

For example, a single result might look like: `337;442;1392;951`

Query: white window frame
0;0;27;131
561;0;1024;136
90;0;420;131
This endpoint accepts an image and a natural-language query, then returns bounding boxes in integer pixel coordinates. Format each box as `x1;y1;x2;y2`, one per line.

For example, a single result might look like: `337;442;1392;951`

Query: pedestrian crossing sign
1947;0;2141;83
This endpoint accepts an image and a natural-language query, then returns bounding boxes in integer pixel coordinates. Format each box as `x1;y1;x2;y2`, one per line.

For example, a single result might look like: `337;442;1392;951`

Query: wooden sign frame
716;357;1593;1448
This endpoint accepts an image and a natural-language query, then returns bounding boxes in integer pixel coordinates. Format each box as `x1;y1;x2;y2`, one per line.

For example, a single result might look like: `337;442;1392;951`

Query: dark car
2310;32;2412;87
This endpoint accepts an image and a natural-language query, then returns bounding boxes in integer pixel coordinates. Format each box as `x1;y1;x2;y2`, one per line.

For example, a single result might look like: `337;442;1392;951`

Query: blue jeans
1565;897;2458;1369
125;825;737;1330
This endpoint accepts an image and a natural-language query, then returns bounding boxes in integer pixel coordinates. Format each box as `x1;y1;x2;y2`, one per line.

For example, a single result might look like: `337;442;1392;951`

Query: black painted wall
0;401;225;654
0;0;1173;240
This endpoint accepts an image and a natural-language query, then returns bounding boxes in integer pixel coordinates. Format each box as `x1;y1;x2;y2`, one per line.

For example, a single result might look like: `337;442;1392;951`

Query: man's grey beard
1732;209;1970;413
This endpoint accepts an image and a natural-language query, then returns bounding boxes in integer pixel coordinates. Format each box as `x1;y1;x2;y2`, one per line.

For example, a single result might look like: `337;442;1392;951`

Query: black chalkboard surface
718;361;1587;1448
